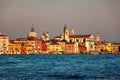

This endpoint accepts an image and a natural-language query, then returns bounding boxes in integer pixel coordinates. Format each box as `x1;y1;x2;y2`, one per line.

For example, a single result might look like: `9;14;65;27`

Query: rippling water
0;54;120;80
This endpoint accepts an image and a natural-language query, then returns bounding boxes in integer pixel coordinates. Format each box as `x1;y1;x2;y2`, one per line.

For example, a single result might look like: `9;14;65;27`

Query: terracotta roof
9;41;19;44
15;38;27;41
95;41;101;45
69;34;91;38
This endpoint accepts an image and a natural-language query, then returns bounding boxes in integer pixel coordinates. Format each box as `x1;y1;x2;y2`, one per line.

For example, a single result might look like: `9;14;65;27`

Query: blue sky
0;0;120;42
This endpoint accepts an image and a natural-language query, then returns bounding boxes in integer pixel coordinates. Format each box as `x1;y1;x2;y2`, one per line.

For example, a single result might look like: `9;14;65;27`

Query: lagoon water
0;54;120;80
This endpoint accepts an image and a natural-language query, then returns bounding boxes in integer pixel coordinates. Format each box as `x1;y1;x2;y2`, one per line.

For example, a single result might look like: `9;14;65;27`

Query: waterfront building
101;40;112;53
112;43;120;53
47;43;62;54
94;34;101;53
94;41;102;53
14;38;38;54
57;41;66;52
41;40;48;53
27;37;41;53
65;42;75;53
14;38;27;54
64;42;79;53
54;25;95;52
79;43;87;53
8;40;21;54
27;25;43;53
0;33;9;54
74;42;79;53
69;34;95;52
25;40;33;54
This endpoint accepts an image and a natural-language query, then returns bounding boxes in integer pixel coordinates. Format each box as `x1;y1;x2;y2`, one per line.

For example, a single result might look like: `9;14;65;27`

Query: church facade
54;25;96;52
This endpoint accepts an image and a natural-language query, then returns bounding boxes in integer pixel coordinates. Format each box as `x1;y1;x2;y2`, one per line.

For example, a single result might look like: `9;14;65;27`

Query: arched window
83;38;86;43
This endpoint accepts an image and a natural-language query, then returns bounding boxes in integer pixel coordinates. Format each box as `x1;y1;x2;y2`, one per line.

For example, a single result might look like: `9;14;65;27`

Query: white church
54;24;100;52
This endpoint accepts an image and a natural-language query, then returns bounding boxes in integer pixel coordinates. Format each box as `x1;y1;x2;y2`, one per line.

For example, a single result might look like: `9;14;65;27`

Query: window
70;39;72;42
76;39;79;42
83;38;86;43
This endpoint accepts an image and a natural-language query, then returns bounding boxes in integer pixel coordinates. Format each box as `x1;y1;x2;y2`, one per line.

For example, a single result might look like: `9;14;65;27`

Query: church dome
27;25;38;38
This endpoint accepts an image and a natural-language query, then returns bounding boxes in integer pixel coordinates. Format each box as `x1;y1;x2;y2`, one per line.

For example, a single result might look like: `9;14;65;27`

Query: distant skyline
0;0;120;42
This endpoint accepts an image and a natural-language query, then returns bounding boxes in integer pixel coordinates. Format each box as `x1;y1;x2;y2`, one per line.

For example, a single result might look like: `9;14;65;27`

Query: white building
54;25;95;52
0;33;9;54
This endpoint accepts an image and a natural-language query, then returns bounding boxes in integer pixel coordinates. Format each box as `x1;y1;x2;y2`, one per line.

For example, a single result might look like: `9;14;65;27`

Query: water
0;54;120;80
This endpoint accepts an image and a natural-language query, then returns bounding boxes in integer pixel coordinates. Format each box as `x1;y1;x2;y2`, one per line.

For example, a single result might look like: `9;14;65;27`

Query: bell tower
46;31;49;41
64;24;69;42
70;27;75;35
96;33;100;42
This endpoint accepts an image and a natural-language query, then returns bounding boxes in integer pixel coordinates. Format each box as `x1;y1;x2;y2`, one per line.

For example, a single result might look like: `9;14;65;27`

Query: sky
0;0;120;42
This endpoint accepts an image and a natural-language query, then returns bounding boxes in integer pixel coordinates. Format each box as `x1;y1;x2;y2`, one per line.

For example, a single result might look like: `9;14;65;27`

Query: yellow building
26;40;33;54
57;41;66;52
101;41;112;52
47;43;62;54
0;33;9;54
8;41;21;54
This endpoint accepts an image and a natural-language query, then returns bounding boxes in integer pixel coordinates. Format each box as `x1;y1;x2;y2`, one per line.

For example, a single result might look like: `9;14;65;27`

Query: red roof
9;41;19;44
69;34;91;38
55;34;92;38
15;38;27;41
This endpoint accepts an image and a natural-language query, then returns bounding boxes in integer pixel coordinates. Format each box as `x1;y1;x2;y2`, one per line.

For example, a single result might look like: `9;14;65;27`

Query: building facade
54;26;95;52
47;43;62;54
0;33;9;54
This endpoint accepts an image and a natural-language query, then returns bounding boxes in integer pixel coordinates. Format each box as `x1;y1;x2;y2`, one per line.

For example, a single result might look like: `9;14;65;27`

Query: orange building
94;41;102;53
14;38;27;54
28;37;41;53
112;43;120;53
8;40;21;54
65;42;75;53
79;43;87;53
